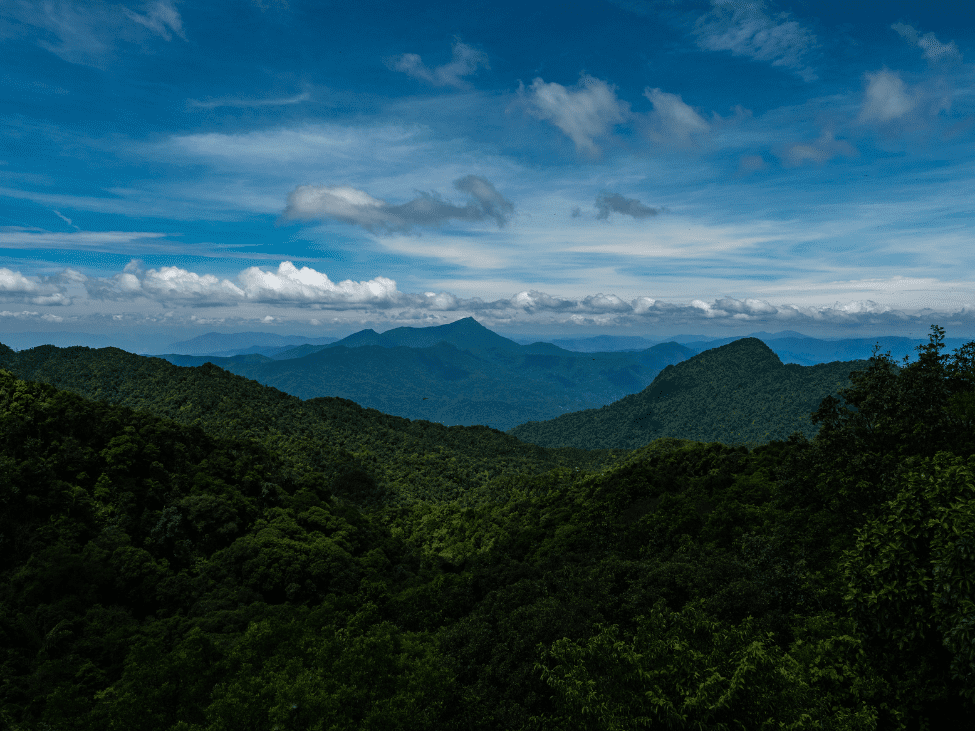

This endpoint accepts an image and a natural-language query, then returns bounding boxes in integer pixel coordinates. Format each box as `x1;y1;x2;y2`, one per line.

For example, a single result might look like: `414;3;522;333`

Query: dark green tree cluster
507;338;869;450
0;325;973;729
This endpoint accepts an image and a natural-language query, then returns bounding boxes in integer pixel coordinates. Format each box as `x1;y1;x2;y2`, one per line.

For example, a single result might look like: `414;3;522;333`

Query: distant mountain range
162;324;966;367
3;318;962;446
149;317;880;437
165;331;341;355
156;318;695;432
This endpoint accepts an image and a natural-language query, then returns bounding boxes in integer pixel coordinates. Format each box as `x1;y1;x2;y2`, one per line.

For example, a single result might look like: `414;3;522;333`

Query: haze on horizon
1;0;974;349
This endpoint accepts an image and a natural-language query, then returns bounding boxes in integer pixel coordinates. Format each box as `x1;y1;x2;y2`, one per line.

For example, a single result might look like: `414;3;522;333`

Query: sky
1;0;974;350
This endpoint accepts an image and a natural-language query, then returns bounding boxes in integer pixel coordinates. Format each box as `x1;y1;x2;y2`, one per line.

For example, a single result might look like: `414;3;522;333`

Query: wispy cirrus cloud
1;0;185;68
387;39;489;88
122;0;185;41
693;0;818;82
280;175;514;234
891;22;962;63
187;92;311;109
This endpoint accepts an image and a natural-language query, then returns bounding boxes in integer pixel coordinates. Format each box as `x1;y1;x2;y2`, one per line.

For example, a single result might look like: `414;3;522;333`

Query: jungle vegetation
1;325;974;730
507;338;871;449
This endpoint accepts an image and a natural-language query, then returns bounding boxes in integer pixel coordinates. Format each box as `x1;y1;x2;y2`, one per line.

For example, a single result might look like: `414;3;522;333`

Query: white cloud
122;0;185;41
388;39;489;88
778;130;857;167
642;87;711;146
891;22;962;63
87;260;405;307
858;69;916;123
694;0;818;82
238;262;400;305
0;267;79;305
0;310;63;322
280;175;514;233
87;261;246;305
522;74;630;156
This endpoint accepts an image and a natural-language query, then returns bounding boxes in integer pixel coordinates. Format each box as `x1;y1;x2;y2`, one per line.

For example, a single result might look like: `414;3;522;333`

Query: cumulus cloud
522;74;630;156
858;69;916;123
642;87;711;146
892;22;962;63
694;0;818;82
87;260;405;308
388;39;489;88
122;0;186;41
46;259;975;334
280;175;514;234
778;130;857;167
0;267;80;306
595;193;662;221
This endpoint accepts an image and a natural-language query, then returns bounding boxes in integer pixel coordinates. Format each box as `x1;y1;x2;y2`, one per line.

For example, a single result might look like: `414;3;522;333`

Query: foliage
507;338;869;450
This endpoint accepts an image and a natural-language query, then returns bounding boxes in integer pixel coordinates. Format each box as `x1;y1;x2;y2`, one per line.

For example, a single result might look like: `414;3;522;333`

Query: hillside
507;338;870;449
0;341;628;508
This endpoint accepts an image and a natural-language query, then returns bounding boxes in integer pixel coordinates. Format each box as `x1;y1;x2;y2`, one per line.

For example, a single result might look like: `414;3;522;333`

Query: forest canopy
1;325;974;730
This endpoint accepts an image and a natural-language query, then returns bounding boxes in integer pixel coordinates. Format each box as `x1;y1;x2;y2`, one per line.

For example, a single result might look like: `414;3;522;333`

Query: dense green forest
507;338;870;449
2;326;974;729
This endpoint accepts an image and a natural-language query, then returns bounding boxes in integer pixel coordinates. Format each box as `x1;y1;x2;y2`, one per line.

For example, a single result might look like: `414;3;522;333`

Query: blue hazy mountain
158;317;696;431
165;331;340;355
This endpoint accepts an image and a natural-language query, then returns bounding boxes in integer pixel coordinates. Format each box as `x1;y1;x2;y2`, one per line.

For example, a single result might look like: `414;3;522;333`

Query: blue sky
1;0;974;349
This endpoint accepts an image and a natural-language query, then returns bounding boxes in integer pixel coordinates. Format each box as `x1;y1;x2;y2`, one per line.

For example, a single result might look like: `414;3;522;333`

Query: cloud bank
60;261;975;333
280;175;514;233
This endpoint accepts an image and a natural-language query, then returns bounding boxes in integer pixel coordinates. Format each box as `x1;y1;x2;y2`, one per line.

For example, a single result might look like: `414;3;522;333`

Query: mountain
157;335;697;431
165;330;341;355
506;338;869;450
321;316;525;353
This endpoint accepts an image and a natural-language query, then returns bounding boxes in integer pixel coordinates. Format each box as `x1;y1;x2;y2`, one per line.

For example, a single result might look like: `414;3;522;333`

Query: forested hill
507;338;870;450
0;341;627;508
